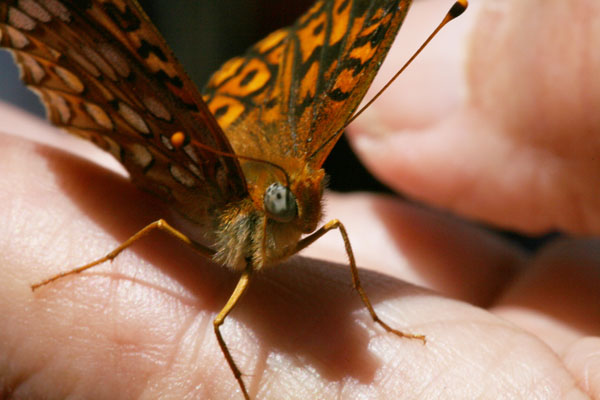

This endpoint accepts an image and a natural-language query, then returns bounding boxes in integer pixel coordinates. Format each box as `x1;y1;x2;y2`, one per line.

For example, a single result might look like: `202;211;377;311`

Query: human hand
0;0;598;398
0;112;594;399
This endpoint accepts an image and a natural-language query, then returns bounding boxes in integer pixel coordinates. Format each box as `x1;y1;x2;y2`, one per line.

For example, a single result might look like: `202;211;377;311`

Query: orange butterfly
0;0;466;398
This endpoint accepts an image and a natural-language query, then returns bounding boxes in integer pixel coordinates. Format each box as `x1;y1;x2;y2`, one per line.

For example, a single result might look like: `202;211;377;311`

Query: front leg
295;219;426;342
31;219;214;291
213;264;253;400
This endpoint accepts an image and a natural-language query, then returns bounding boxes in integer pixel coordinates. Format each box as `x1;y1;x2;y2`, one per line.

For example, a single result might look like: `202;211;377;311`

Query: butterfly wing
203;0;410;169
0;0;247;225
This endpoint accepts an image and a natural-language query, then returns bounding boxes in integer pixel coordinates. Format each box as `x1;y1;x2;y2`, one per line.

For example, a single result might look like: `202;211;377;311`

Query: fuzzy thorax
213;166;325;271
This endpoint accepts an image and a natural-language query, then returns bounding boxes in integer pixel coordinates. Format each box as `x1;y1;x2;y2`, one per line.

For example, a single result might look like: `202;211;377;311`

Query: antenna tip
449;0;468;19
170;131;186;149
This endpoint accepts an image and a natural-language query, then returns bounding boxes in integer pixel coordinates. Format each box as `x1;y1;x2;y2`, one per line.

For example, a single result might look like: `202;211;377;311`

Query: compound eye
264;182;297;222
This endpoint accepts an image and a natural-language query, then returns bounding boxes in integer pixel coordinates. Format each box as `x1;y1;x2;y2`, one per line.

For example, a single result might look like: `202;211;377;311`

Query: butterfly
0;0;466;398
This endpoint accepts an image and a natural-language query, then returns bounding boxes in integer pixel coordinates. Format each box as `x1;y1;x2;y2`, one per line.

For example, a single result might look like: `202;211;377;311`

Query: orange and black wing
0;0;246;224
203;0;410;169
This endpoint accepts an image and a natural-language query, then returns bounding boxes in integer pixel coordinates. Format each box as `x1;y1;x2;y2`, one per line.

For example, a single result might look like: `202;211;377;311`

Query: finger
492;238;600;353
562;337;600;398
349;0;600;235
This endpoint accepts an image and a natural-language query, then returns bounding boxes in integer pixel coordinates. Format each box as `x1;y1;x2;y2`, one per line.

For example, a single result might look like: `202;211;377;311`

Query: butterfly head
213;160;325;270
243;158;325;232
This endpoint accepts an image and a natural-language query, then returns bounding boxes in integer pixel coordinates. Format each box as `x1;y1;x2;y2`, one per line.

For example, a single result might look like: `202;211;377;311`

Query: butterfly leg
31;219;214;291
295;219;426;343
213;265;253;400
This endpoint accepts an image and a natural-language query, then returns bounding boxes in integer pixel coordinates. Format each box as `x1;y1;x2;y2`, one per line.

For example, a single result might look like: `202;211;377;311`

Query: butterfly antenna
345;0;468;127
185;137;292;187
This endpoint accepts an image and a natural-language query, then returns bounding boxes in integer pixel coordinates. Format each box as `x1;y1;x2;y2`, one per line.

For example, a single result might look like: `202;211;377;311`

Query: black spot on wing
214;104;229;119
62;0;92;11
154;69;183;88
240;68;257;87
336;0;351;14
368;24;386;48
102;3;140;32
265;97;277;110
137;39;167;62
313;21;324;36
152;70;198;111
328;88;350;101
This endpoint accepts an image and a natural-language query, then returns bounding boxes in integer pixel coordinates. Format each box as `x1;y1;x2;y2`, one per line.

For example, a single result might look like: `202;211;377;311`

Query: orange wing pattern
0;0;246;225
203;0;410;169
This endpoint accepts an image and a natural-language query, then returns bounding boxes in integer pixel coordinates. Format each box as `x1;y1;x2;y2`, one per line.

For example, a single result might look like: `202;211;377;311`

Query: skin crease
0;0;598;398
